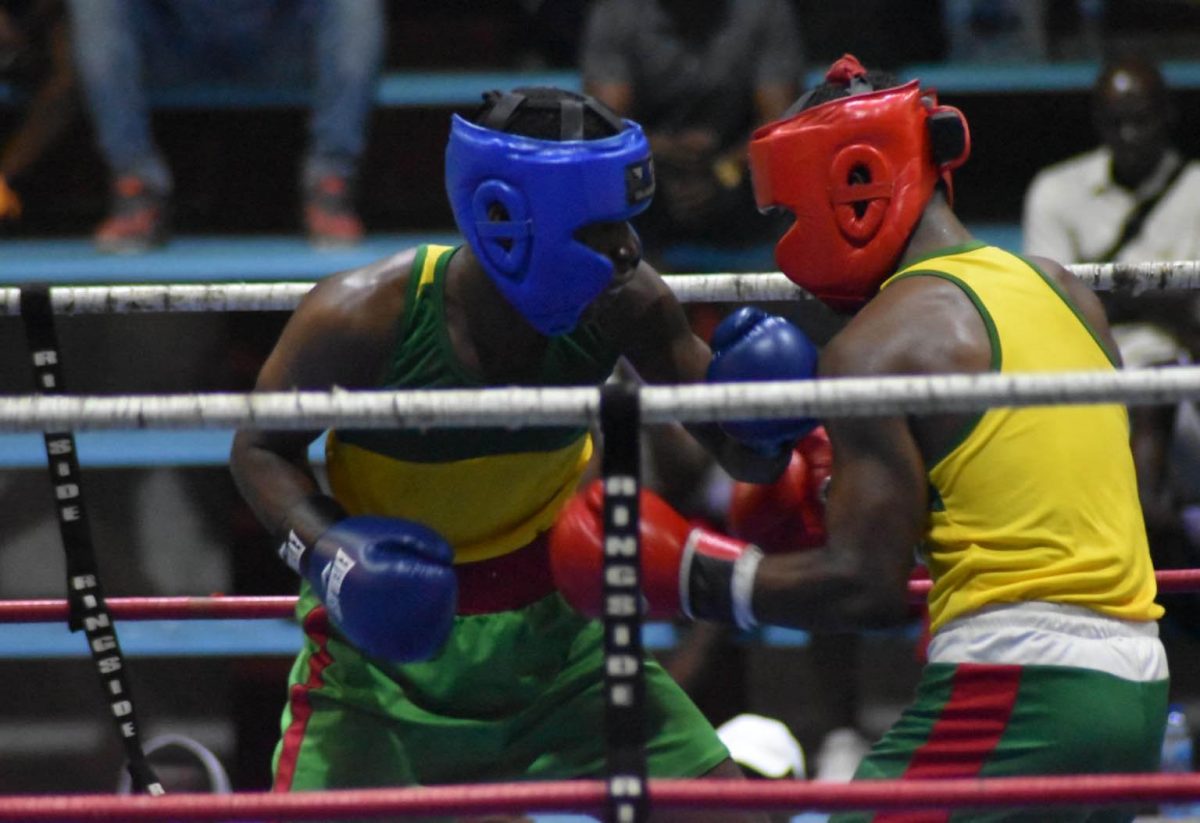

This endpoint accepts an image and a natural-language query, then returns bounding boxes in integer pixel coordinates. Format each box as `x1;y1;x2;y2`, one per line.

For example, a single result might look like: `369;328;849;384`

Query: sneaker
304;174;364;248
94;175;169;254
814;727;871;782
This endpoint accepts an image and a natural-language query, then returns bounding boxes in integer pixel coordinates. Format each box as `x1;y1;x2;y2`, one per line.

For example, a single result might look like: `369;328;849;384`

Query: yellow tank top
324;245;616;564
880;243;1161;631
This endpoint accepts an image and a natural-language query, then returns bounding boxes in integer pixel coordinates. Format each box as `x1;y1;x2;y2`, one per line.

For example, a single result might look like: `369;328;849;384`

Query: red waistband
454;533;557;614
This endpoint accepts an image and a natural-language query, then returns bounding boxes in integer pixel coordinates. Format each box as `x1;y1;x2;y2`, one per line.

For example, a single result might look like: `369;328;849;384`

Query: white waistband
927;601;1168;682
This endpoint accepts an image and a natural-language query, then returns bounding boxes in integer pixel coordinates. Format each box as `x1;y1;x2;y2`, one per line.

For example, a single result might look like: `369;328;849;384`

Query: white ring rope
0;282;314;315
3;366;1200;432
3;260;1199;315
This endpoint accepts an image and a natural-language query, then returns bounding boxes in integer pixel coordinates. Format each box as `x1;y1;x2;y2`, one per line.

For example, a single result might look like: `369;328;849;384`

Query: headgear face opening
445;93;655;336
748;60;970;312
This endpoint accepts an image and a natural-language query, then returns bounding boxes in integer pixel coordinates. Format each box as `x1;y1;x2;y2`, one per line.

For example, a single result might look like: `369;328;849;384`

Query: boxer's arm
230;255;412;545
230;257;463;661
749;411;924;630
739;289;951;630
552;412;917;632
1031;254;1123;364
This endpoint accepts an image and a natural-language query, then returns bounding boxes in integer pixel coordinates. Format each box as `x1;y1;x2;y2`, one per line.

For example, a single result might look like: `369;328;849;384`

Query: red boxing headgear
748;55;970;312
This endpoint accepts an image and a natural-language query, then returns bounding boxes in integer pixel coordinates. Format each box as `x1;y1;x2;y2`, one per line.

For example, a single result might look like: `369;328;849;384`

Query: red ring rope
906;567;1200;598
2;569;1198;623
0;594;297;622
1;774;1200;820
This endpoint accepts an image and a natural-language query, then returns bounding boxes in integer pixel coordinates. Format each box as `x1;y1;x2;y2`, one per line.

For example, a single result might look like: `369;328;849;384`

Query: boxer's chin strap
18;283;165;797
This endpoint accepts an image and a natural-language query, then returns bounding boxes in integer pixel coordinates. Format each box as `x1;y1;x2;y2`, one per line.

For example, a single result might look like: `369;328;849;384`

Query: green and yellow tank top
324;245;620;564
880;243;1161;632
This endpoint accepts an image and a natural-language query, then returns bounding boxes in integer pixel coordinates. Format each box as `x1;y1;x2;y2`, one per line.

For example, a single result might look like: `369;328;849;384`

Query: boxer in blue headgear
446;89;655;335
231;84;808;813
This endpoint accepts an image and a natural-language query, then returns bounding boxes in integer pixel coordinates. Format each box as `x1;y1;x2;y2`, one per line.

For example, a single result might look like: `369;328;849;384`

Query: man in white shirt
1023;55;1200;268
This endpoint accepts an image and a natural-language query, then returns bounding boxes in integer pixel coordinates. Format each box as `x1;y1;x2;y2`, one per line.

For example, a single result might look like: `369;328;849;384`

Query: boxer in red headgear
748;54;969;311
582;55;1168;814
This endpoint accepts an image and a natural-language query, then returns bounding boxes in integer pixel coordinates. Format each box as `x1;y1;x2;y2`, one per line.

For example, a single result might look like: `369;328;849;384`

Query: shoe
814;727;871;782
304;174;364;248
94;175;169;254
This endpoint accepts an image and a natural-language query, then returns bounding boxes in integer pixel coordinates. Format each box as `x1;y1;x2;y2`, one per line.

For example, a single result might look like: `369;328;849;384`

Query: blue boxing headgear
445;91;655;336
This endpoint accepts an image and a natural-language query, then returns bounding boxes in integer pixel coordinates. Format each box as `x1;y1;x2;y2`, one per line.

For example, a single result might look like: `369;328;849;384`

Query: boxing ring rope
5;774;1200;820
7;273;1200;817
1;259;1199;315
3;568;1200;624
3;366;1200;434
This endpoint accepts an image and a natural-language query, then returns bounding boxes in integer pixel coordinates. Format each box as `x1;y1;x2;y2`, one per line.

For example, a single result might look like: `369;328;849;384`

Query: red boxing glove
728;426;832;552
549;480;761;627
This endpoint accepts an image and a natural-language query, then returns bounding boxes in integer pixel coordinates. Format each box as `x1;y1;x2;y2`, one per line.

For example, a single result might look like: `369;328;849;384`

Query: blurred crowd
3;1;1198;246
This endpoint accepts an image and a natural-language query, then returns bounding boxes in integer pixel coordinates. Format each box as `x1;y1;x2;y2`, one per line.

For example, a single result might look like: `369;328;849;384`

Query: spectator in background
798;1;945;69
66;0;384;253
1024;55;1200;639
940;0;1048;63
0;0;78;220
1023;55;1200;281
579;0;802;273
512;0;591;69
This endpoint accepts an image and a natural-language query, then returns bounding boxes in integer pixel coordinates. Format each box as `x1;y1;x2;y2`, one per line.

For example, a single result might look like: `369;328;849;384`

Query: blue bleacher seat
0;225;1020;286
0;617;747;658
1;62;1199;110
0;233;458;282
0;617;925;659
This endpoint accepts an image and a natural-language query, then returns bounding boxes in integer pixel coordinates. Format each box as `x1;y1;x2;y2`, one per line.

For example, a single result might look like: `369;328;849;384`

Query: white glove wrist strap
276;494;347;575
731;546;763;631
678;529;702;620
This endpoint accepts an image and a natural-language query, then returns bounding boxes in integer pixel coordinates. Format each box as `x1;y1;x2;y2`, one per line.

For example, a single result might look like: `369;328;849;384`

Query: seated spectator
66;0;384;252
1023;54;1200;277
579;0;802;271
1022;54;1200;377
940;0;1048;63
0;0;78;220
798;1;945;68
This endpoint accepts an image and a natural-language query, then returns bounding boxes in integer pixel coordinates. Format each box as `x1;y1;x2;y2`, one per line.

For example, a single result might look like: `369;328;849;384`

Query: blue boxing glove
278;498;457;662
707;307;820;454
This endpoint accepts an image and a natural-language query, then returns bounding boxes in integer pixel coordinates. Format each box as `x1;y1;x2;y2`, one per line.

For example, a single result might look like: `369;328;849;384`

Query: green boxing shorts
273;593;729;792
